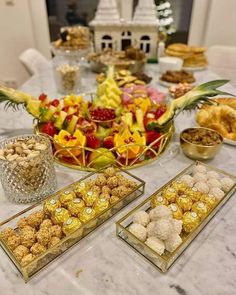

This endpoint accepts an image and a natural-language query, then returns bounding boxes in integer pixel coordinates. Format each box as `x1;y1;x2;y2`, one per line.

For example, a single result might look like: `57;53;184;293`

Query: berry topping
86;134;100;149
39;93;47;101
51;99;60;107
41;122;57;137
90;108;116;121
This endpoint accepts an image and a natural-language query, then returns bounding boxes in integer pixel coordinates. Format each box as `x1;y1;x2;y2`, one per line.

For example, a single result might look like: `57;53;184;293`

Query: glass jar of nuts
0;134;57;203
53;50;82;95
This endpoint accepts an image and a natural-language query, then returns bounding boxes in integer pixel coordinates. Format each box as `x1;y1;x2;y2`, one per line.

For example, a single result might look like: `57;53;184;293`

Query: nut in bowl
180;127;223;160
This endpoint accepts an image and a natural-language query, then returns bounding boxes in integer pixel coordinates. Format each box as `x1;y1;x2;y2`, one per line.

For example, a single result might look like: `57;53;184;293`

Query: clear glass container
0;166;145;282
0;134;57;203
116;161;236;272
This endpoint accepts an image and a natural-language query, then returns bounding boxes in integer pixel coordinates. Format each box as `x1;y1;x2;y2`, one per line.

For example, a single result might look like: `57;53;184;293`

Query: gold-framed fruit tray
116;161;236;272
35;122;175;172
0;166;145;282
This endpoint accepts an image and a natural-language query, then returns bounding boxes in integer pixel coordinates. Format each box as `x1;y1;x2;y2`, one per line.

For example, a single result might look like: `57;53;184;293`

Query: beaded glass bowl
0;134;57;203
0;166;144;282
116;161;236;272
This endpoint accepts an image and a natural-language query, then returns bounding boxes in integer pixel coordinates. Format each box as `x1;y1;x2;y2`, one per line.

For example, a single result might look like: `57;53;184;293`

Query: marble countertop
0;65;236;295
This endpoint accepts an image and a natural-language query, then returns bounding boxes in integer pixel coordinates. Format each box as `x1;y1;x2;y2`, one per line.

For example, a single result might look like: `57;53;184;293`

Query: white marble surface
0;65;236;295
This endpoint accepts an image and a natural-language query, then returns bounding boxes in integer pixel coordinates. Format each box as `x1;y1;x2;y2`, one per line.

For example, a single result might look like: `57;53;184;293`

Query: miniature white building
90;0;158;59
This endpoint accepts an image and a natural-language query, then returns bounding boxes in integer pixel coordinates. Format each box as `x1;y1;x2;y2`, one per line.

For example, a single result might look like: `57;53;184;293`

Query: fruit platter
0;66;233;171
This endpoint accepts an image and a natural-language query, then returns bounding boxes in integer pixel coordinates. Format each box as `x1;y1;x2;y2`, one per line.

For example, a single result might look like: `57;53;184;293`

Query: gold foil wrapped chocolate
151;195;169;208
162;187;177;203
171;181;187;194
82;191;98;207
192;201;209;220
74;181;88;197
44;198;61;215
176;195;193;211
67;198;85;216
79;207;96;223
168;203;183;220
59;190;76;206
200;194;216;209
182;211;200;233
62;217;82;235
186;187;201;202
93;198;109;213
52;208;70;225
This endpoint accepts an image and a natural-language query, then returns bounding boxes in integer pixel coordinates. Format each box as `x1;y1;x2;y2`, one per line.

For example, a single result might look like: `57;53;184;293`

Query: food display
165;43;208;70
169;83;193;99
52;26;91;50
116;162;236;272
88;47;146;73
160;70;195;85
180;127;223;160
196;98;236;142
0;69;232;170
0;166;144;281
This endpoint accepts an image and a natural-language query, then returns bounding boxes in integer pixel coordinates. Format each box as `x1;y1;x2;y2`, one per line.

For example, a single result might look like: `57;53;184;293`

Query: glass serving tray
0;166;145;282
116;161;236;272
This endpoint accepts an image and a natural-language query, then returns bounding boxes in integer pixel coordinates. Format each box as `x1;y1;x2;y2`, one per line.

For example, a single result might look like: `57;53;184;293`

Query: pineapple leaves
0;91;23;111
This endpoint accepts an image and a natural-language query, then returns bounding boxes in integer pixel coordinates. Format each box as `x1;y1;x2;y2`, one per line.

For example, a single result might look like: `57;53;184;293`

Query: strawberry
145;131;161;149
38;93;47;102
103;136;114;149
155;106;166;119
86;134;100;149
144;112;155;129
51;99;60;107
41;121;57;137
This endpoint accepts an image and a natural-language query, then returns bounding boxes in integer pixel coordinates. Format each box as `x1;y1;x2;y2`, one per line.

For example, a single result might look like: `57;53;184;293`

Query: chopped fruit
41;122;57;137
38;93;47;102
90;107;116;121
77;118;97;133
51;99;60;107
64;94;82;106
67;115;78;134
96;126;112;141
89;148;116;169
86;134;100;149
41;105;57;122
145;131;161;149
144;112;155;129
155;106;166;119
54;111;67;130
103;136;114;149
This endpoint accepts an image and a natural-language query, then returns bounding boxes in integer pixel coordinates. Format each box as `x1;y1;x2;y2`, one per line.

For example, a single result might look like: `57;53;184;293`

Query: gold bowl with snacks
180;127;223;160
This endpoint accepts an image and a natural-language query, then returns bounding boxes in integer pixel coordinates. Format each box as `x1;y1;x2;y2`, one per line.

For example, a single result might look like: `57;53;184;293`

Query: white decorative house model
90;0;158;59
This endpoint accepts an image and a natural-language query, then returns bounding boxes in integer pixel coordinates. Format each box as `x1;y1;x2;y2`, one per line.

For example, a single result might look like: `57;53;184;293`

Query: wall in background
188;0;236;47
0;0;51;88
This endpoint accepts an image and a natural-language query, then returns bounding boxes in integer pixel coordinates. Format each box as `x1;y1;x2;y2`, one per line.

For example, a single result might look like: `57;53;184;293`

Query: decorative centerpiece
0;71;232;171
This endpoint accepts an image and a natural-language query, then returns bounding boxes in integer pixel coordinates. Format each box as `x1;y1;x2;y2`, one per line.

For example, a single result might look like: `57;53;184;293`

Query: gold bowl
180;127;223;160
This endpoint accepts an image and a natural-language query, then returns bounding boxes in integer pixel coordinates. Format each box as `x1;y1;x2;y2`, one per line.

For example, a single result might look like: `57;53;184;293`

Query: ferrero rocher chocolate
93;198;109;213
44;198;61;215
59;190;76;206
52;208;70;225
171;181;187;194
186;187;201;202
192;201;209;220
74;181;88;197
62;217;82;235
168;203;183;220
151;195;169;208
79;207;96;223
67;198;85;216
176;195;193;211
182;211;200;233
200;194;216;209
162;187;177;203
82;191;98;207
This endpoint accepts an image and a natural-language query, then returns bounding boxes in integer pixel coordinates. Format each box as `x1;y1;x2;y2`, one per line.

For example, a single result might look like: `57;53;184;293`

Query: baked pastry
160;70;195;84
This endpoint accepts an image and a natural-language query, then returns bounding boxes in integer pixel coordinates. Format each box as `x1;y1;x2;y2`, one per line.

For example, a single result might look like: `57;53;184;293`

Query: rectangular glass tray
116;161;236;273
0;166;145;282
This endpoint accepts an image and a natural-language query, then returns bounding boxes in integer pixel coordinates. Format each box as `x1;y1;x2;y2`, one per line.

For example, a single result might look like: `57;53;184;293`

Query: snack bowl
180;127;223;160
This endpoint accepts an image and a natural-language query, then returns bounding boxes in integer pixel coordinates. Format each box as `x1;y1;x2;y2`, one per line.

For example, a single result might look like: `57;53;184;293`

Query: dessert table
0;65;236;295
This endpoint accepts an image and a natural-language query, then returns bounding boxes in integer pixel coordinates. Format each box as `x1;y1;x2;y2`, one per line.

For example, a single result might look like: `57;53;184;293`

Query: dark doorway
121;31;132;50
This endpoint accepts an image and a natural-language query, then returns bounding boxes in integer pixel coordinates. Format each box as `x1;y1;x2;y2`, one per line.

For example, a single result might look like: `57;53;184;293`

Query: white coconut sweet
193;164;207;174
194;181;209;194
207;178;222;189
220;177;235;192
129;223;147;242
165;234;182;253
146;221;156;237
152;219;172;240
180;175;194;188
193;173;206;183
145;237;165;255
149;205;172;221
171;219;183;235
133;210;150;227
209;187;224;200
207;171;220;180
